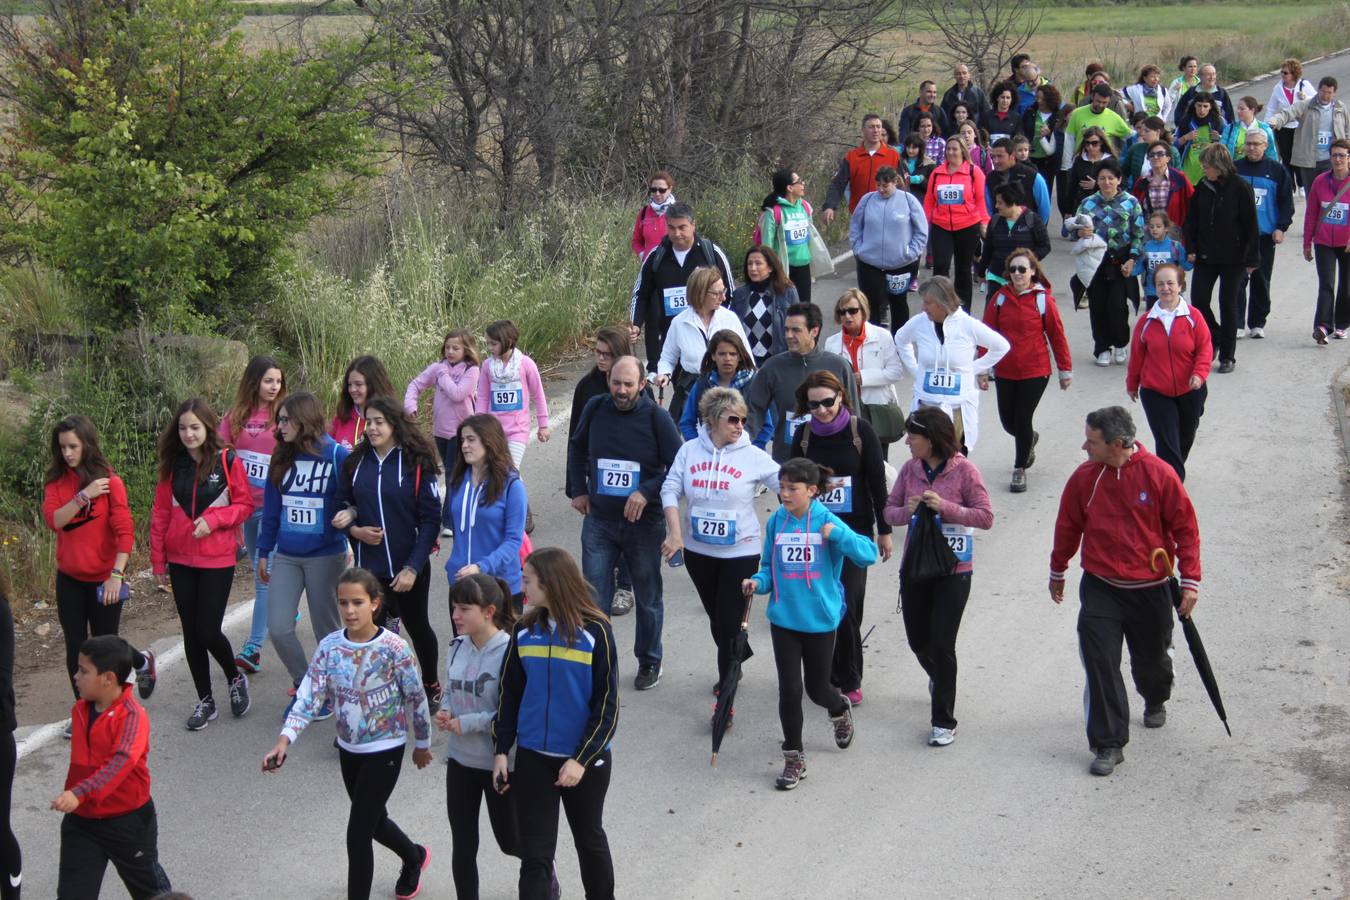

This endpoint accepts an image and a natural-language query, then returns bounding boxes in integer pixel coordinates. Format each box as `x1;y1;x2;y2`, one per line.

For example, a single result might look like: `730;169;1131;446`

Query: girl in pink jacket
404;328;481;476
475;320;551;467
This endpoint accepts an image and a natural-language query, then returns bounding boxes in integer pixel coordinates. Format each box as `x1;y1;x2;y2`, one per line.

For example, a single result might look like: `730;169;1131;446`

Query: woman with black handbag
883;406;993;748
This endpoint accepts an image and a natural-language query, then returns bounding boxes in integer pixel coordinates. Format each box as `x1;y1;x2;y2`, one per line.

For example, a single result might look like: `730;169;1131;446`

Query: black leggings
832;557;869;694
856;259;919;330
377;566;438;688
514;748;614;900
899;572;972;729
682;551;758;686
0;733;18;900
770;624;847;752
168;564;238;701
340;746;421;900
930;224;982;310
788;264;812;306
56;572;146;699
994;375;1050;469
446;757;519;900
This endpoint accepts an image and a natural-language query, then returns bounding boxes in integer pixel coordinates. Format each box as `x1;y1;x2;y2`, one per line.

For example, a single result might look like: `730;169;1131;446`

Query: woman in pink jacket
151;398;256;732
923;136;991;311
632;171;676;259
1304;139;1350;343
882;406;993;748
405;328;481;524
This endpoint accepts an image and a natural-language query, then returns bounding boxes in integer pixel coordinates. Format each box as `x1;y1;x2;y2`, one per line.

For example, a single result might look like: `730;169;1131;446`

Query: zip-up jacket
979;109;1026;145
679;370;775;448
825;144;903;214
1235;156;1295;236
1126;298;1213;396
788;411;892;538
334;446;441;579
657;305;749;379
1123;82;1176;123
1023;106;1067;165
750;498;878;633
1266;98;1350;168
219;407;277;509
329;411;365;452
977;209;1052;281
149;450;254;574
405;360;479;440
1130;167;1195;229
442;630;511;770
476;352;549;446
923;162;990;233
758;197;814;268
1122;142;1181;181
1220;120;1279;162
257;436;350;559
494;617;618;764
444;472;528;594
1303;170;1350;252
631;235;736;370
64;685;150;819
848;188;929;271
661;426;781;560
567;393;682;523
883;454;993;575
1265;78;1317;129
1050;443;1201;594
983;281;1072;380
824;320;905;408
44;469;134;583
1183;174;1259;268
744;347;860;462
984;163;1051;223
1131;238;1193;298
631;204;668;259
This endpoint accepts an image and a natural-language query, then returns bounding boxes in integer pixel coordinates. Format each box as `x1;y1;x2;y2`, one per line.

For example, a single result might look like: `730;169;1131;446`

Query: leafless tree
913;0;1041;91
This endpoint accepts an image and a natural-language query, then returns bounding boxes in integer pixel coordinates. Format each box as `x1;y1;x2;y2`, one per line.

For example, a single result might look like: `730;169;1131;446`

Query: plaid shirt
1077;190;1145;260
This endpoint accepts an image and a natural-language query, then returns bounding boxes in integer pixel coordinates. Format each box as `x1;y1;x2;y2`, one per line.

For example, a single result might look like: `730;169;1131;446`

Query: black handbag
900;503;959;584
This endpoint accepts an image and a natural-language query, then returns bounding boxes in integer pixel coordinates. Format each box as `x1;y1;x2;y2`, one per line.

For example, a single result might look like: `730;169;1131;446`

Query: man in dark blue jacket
1234;129;1295;339
567;357;683;691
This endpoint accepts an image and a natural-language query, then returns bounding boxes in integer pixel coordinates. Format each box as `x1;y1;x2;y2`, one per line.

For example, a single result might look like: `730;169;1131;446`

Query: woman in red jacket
150;398;255;731
632;170;676;260
923;135;990;311
1125;263;1212;482
983;250;1073;494
43;416;157;714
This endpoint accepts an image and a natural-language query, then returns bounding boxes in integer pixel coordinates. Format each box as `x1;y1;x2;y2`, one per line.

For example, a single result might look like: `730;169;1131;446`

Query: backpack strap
800;420;811;453
850;415;862;456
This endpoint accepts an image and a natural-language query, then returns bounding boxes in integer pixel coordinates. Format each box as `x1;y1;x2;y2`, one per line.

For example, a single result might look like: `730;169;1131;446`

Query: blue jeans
242;512;270;650
581;515;664;667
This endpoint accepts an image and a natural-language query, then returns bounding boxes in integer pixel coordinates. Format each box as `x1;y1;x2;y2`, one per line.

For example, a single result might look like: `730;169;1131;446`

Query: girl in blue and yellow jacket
742;457;877;791
493;547;618;900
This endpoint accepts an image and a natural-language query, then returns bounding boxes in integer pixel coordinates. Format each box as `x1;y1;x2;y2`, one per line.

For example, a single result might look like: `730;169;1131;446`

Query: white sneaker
1249;327;1264;339
1095;352;1111;367
1112;347;1128;365
929;726;956;747
611;588;635;616
1234;328;1245;340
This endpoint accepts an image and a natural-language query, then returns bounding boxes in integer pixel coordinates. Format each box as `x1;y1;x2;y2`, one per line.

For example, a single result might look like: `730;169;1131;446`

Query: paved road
12;52;1350;900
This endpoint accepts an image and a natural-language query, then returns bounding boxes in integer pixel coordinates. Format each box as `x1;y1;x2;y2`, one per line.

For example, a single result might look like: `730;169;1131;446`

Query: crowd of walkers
12;50;1350;900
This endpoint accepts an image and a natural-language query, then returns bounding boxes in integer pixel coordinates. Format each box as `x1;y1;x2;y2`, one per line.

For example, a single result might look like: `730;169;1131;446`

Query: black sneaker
634;664;662;691
136;649;158;700
395;844;430;899
775;750;806;790
228;673;251;718
1143;702;1167;728
1089;746;1124;776
186;697;218;731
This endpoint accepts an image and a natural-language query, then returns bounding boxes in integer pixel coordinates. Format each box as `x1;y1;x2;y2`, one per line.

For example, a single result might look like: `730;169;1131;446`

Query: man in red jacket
52;635;171;899
823;114;901;223
1048;406;1201;777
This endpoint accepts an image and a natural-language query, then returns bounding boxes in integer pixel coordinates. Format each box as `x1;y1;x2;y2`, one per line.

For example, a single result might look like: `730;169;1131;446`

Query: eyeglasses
806;396;839;410
1006;265;1030;274
1083;140;1102;147
722;415;746;426
1332;152;1350;160
789;178;805;186
648;186;669;194
1148;151;1168;158
706;288;727;298
593;347;614;359
839;307;863;316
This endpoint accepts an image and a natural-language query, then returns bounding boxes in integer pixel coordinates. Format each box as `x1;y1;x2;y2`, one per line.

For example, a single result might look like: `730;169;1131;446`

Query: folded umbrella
1151;548;1231;737
711;594;754;766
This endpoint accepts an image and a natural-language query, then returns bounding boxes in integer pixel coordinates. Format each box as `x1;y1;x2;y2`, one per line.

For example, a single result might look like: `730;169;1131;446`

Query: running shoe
425;682;443;714
634;663;662;691
830;697;855;749
234;644;262;674
775;750;806;790
1249;327;1265;339
845;688;863;706
1025;431;1039;469
1112;346;1128;365
1218;360;1236;374
611;588;635;617
1315;327;1329;345
281;685;299;722
1143;702;1167;728
1010;468;1027;493
395;845;431;899
228;673;251;718
1335;329;1348;340
440;527;453;539
1234;328;1245;340
1090;746;1124;776
1095;352;1111;367
929;726;956;747
186;697;218;731
136;649;158;700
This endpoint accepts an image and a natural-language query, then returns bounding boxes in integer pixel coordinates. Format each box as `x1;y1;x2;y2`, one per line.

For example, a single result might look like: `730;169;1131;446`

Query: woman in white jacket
1123;65;1175;123
657;266;750;422
824;288;907;459
660;387;780;718
1266;57;1318;191
893;276;1010;451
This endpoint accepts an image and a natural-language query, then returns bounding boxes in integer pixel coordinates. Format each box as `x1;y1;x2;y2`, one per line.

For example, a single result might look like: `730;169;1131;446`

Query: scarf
488;349;523;386
810;404;852;437
713;368;756;391
649;193;677;215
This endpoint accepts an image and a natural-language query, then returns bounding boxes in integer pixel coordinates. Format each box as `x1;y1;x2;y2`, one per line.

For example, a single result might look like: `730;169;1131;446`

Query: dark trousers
1300;160;1332;193
994;375;1049;468
340;746;421;900
1032;154;1058;205
788;264;812;307
900;572;971;729
0;733;19;900
376;566;438;688
770;624;847;752
683;551;757;685
857;259;919;330
1191;261;1247;363
1086;262;1131;355
446;757;518;900
56;572;145;699
1274;128;1299;187
57;800;170;900
930;224;982;310
168;564;238;701
1077;573;1174;750
1238;234;1277;328
1313;244;1350;333
832;557;869;693
581;515;665;666
435;436;461;518
1140;386;1206;482
514;748;614;900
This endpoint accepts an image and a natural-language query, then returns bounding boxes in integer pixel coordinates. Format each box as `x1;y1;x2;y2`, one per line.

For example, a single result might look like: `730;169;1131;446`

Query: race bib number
886;272;911;295
596;458;640;497
663;286;688;316
785;413;811;443
1252;187;1267;209
922;369;962;397
281;495;324;535
941;524;974;564
821;477;853;514
237;449;270;489
1146;251;1172;270
776;532;822;570
989;132;1009;145
785;220;809;245
690;506;736;546
1318;131;1333;152
936;184;965;206
490;382;524;412
1323;202;1348;224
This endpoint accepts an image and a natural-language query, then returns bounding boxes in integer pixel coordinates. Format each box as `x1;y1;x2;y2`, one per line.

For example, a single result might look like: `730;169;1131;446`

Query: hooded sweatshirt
744;347;861;462
443;472;528;594
219;407;278;509
660;425;781;559
750;498;878;633
759;197;814;268
329;411;366;452
442;630;512;770
44;469;134;582
848;188;929;271
883;453;994;575
404;360;479;440
256;435;350;559
567;393;682;523
333;446;441;579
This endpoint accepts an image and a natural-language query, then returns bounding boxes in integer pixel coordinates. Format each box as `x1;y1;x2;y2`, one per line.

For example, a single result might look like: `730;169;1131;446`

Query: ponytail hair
448;573;517;632
778;457;833;494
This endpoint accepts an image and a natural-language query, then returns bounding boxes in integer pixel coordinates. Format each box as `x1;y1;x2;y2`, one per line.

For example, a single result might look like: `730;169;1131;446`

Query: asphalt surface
11;53;1350;899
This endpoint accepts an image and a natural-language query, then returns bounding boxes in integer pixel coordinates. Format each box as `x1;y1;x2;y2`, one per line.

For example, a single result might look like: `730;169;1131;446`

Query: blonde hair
833;287;870;323
685;266;727;314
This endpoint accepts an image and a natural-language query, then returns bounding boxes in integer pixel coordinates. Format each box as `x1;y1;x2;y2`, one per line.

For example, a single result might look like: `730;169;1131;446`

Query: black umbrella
1151;549;1232;737
711;594;755;766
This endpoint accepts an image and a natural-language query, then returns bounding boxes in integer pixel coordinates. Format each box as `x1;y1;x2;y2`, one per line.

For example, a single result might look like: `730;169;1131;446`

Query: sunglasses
839;307;863;316
806;396;839;410
723;415;746;426
1007;265;1030;274
1083;140;1102;146
648;186;669;194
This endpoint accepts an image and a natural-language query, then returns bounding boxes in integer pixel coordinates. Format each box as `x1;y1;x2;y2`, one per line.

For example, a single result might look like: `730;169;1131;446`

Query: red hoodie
923;161;990;232
43;469;134;582
65;685;151;819
983;281;1073;380
1126;301;1212;397
1050;444;1201;594
149;450;254;573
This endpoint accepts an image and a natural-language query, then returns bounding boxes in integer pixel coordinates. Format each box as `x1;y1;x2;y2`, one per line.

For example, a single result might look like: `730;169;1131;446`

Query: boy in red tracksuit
53;635;171;899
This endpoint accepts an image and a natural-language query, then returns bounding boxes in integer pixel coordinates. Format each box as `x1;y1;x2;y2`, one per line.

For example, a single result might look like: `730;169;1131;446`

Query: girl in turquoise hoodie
742;457;877;791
